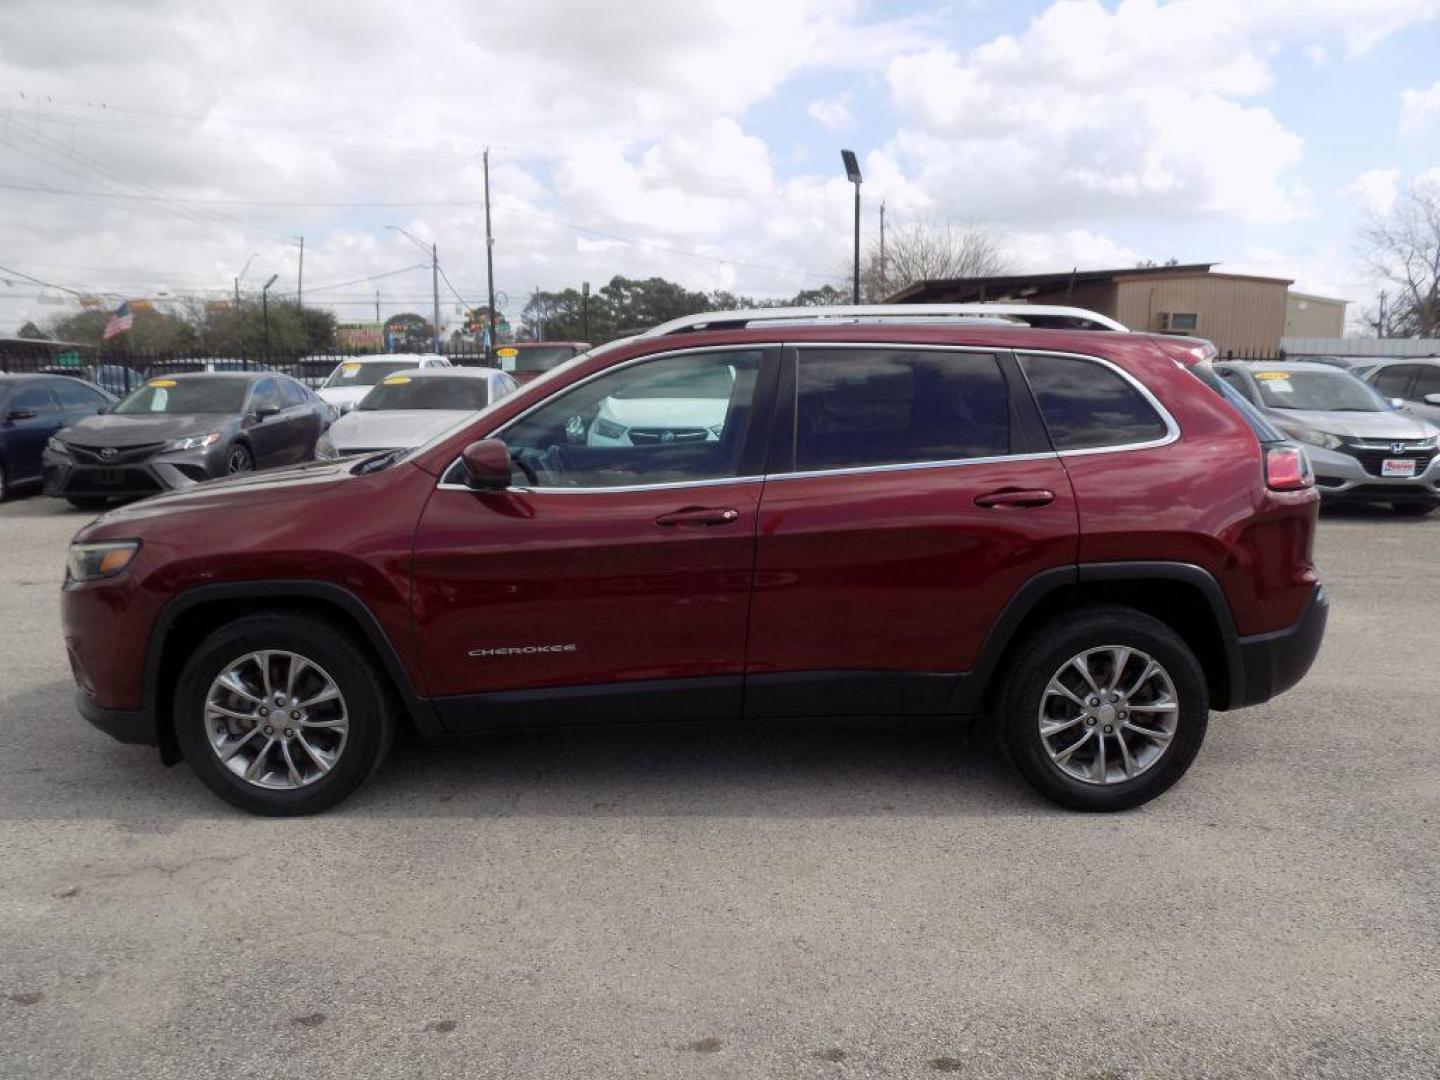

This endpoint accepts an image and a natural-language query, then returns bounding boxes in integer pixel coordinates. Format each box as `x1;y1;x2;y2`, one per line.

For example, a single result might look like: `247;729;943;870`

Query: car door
2;382;63;482
244;378;293;467
275;377;320;462
50;378;112;427
743;345;1078;718
410;345;777;731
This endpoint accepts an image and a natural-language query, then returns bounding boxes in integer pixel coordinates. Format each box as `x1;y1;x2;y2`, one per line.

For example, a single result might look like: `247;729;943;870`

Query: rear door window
792;348;1009;471
51;379;110;411
1372;365;1418;401
1018;353;1169;452
7;383;59;415
1410;365;1440;402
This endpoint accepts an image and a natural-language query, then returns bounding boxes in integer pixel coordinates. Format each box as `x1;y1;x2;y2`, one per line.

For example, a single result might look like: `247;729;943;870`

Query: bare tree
849;221;1012;302
1360;183;1440;338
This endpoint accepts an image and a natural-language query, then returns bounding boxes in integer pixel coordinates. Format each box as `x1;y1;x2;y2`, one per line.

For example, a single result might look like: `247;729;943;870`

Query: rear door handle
973;488;1055;509
655;506;742;527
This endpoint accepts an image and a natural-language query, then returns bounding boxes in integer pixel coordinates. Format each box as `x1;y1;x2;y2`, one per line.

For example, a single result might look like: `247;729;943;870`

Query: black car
0;374;116;501
43;372;329;507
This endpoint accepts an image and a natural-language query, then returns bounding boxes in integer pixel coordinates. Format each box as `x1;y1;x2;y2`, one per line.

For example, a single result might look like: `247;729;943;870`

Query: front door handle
655;506;741;527
974;488;1056;509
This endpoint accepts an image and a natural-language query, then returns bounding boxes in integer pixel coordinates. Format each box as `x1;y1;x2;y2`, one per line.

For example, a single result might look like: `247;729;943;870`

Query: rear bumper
76;689;156;746
1232;584;1328;708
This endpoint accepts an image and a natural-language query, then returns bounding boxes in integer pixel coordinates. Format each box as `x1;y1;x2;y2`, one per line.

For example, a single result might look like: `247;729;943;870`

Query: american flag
102;300;134;340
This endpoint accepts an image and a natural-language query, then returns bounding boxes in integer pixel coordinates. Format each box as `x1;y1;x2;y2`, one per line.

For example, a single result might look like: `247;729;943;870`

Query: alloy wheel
1037;646;1179;785
226;447;252;474
204;650;348;790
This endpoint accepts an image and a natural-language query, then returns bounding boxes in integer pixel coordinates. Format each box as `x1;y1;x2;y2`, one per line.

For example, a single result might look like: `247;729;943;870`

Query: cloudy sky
1;0;1438;336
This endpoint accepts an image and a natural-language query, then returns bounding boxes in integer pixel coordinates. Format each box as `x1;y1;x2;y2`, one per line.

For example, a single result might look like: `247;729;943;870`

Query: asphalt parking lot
0;493;1436;1080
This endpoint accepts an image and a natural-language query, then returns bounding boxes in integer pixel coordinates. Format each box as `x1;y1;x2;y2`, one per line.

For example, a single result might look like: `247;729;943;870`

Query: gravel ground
0;492;1436;1079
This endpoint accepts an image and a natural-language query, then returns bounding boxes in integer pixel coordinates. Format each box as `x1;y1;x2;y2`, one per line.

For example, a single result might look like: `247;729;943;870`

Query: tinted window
1372;365;1417;400
276;378;309;408
250;378;283;413
115;377;248;414
52;380;109;409
7;383;58;414
1411;364;1440;402
1019;353;1168;451
500;349;762;488
360;376;494;411
794;349;1008;471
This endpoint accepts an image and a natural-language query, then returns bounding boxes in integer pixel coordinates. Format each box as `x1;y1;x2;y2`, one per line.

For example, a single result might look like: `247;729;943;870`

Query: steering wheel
510;451;540;486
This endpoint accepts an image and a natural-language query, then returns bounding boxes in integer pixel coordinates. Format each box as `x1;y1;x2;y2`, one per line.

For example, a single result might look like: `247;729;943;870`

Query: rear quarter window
1018;353;1168;451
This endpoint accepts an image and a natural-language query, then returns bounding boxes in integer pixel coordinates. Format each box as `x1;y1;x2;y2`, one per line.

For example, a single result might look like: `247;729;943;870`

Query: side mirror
1391;398;1406;409
1425;394;1440;407
460;438;512;491
6;408;36;421
254;405;281;420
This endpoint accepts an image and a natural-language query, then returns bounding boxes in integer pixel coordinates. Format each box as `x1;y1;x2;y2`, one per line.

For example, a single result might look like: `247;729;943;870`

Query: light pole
261;273;278;358
483;148;497;364
582;281;590;341
841;149;862;304
386;225;441;354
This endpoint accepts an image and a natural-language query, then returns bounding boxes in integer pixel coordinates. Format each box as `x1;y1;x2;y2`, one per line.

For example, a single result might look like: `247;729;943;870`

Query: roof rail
638;303;1130;337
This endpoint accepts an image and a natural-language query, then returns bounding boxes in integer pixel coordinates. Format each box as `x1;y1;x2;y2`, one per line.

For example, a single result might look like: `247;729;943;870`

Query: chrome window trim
1014;348;1181;457
435;341;1180;493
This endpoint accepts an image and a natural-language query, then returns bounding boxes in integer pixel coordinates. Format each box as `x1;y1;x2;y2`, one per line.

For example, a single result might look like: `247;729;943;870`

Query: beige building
1284;292;1348;338
886;263;1348;356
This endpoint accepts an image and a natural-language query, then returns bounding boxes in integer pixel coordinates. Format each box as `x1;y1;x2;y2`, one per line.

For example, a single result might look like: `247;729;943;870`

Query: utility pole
878;200;887;297
582;281;590;341
484;147;497;363
1377;290;1388;338
533;286;543;341
375;289;381;323
431;242;441;354
297;236;304;308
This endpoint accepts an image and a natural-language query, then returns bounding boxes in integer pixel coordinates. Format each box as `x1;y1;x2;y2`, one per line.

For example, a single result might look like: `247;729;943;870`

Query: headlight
1281;425;1343;450
47;436;69;454
164;432;222;452
66;540;140;582
315;432;338;459
592;417;626;439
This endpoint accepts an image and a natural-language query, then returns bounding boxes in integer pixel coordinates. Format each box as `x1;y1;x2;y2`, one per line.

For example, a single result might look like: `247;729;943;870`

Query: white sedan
316;367;517;458
317;354;452;414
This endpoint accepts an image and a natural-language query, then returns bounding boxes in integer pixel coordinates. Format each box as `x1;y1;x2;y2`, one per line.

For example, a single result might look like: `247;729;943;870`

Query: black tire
0;461;8;502
1390;502;1436;517
223;442;254;476
997;605;1208;812
174;613;395;815
66;496;110;510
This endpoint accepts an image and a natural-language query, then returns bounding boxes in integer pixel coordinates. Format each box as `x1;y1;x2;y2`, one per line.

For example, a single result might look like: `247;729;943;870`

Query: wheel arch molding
143;579;440;764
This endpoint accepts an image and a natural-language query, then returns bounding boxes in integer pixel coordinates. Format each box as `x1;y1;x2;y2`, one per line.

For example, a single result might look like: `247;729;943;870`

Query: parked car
1215;360;1440;515
40;363;145;398
145;358;253;378
0;374;116;501
43;372;328;508
1365;357;1440;428
61;304;1326;816
316;367;517;459
495;341;591;385
316;354;451;413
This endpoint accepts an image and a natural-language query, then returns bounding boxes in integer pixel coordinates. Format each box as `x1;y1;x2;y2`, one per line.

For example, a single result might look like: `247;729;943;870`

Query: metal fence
0;343;498;397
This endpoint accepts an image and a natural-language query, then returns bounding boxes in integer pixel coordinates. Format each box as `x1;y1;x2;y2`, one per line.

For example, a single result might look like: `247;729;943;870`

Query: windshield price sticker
148;379;177;388
383;375;412;385
1255;371;1290;381
340;363;362;378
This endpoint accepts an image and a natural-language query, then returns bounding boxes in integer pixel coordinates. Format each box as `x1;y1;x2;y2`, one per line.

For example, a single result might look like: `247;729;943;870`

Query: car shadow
0;680;1051;821
1320;502;1436;523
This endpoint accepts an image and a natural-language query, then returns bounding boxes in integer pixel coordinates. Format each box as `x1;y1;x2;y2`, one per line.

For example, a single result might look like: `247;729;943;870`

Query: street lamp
261;273;278;358
841;150;862;304
386;224;441;354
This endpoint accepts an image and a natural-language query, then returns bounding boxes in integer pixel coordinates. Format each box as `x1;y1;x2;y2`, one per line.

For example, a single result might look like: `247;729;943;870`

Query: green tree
16;321;47;340
48;306;199;352
383;313;433;352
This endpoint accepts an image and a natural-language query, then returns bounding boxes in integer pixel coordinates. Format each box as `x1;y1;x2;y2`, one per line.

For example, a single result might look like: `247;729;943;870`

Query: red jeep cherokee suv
61;307;1327;816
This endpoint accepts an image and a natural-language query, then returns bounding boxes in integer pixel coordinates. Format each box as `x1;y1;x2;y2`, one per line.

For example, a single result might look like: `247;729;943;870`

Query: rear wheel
998;606;1208;812
1390;502;1436;517
174;614;394;815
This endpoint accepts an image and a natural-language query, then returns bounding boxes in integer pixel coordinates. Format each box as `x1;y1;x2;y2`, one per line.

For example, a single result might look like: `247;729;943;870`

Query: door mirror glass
254;405;281;420
460;438;512;491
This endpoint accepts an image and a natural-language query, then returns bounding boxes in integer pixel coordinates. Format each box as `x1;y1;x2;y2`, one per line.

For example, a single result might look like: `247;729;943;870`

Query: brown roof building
886;263;1347;356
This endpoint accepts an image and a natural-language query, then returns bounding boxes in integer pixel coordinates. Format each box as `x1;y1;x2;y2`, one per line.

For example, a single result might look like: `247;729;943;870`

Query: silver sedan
315;366;517;459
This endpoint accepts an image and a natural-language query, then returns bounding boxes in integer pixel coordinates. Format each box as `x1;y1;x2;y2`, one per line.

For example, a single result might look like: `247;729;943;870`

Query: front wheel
174;614;395;815
998;606;1208;812
223;443;254;476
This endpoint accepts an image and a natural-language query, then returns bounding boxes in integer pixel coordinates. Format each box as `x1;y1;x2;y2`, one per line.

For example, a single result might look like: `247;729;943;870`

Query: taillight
1265;445;1314;491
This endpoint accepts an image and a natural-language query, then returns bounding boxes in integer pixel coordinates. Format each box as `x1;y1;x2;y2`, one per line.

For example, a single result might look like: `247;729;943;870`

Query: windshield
1251;370;1390;412
359;376;493;411
502;346;575;374
323;360;419;388
115;377;248;414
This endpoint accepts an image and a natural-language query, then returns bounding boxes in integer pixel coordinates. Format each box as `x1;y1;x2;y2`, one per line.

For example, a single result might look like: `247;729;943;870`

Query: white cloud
807;94;853;131
1341;168;1403;215
1304;44;1329;66
1401;80;1440;135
